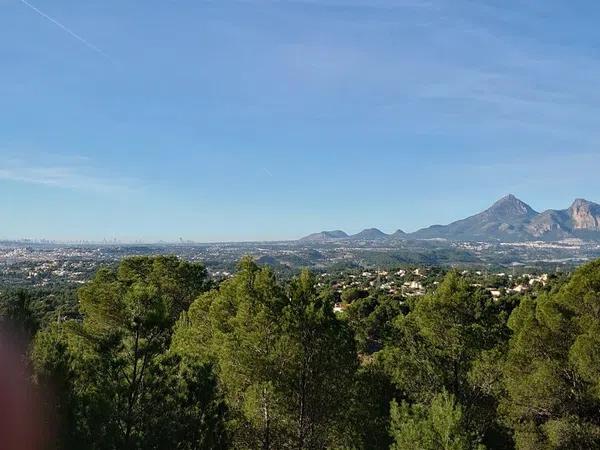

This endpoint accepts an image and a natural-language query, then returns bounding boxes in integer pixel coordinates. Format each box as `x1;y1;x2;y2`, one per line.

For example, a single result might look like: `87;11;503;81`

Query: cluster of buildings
484;273;550;298
334;268;428;296
325;267;554;313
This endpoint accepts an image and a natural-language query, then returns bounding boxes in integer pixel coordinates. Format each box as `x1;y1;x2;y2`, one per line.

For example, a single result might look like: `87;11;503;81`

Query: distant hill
349;228;389;240
299;230;349;242
389;229;407;240
298;195;600;243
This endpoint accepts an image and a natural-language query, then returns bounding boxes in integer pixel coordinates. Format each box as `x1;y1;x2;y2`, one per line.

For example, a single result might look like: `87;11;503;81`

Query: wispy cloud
270;0;600;149
0;157;137;193
17;0;112;61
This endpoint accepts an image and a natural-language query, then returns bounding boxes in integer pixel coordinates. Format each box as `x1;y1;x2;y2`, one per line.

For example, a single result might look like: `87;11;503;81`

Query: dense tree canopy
31;256;225;450
389;391;476;450
378;271;516;449
3;256;600;449
172;257;358;449
501;260;600;449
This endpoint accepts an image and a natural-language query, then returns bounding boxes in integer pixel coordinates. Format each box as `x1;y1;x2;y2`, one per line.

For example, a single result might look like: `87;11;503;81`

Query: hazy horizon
3;193;599;243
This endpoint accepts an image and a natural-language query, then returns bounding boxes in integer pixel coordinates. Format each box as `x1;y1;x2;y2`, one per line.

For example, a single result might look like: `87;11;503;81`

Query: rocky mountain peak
571;198;594;209
486;194;538;220
569;199;600;230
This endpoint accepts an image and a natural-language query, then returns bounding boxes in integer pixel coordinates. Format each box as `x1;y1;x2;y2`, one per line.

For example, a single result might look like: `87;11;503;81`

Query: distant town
1;235;598;290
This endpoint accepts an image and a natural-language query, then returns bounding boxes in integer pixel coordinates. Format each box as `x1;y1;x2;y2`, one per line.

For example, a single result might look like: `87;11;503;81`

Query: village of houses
319;267;553;313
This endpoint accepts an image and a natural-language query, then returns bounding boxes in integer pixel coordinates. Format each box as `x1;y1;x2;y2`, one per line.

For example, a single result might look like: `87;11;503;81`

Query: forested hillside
2;255;600;449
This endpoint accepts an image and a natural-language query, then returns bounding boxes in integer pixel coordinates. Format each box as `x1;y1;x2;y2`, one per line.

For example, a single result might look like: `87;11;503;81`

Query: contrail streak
17;0;111;60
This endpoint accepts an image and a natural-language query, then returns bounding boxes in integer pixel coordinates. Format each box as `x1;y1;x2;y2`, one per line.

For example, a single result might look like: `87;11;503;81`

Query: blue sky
2;0;600;242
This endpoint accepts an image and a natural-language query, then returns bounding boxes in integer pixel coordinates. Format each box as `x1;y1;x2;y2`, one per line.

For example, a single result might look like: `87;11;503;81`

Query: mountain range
299;195;600;243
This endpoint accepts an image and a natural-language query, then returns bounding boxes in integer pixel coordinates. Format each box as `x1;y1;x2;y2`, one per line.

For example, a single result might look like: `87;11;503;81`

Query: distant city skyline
2;1;600;241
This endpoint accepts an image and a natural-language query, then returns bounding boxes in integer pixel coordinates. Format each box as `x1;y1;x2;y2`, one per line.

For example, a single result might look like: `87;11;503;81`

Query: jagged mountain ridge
411;194;539;241
299;195;600;242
